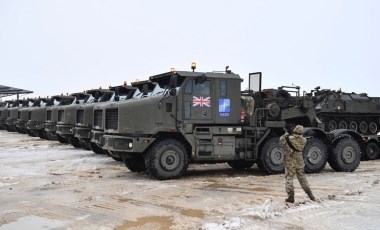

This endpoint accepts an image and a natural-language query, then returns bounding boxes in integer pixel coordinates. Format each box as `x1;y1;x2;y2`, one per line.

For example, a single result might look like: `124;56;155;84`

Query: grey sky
1;0;379;100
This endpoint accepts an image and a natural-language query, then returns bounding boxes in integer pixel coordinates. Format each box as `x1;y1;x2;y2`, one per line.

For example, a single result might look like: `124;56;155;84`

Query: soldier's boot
285;191;295;203
305;189;316;201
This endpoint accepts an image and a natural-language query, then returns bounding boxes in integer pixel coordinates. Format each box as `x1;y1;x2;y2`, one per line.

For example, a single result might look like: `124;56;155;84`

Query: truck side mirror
142;84;149;96
170;74;178;88
169;88;177;96
196;74;207;84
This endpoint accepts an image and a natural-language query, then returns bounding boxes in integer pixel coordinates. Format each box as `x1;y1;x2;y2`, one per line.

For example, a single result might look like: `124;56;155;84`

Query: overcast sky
1;0;379;100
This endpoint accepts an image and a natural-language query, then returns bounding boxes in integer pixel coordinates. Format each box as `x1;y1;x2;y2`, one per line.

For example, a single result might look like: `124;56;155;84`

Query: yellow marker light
191;62;196;72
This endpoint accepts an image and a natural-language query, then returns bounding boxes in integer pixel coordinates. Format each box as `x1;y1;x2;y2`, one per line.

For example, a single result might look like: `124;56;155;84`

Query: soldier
279;124;316;203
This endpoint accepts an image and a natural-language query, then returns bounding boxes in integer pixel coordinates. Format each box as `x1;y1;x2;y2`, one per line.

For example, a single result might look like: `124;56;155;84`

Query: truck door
183;78;212;121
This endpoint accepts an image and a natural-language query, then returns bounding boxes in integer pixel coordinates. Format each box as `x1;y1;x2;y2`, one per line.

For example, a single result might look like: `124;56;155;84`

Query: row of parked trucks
1;66;380;180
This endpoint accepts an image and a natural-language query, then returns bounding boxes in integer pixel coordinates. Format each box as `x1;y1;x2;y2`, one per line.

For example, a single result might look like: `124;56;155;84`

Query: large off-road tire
90;142;104;154
38;130;46;139
227;160;254;170
80;140;91;150
57;134;68;143
125;155;146;172
257;137;285;174
43;131;57;141
69;136;81;148
303;138;327;173
145;139;189;180
362;142;380;161
27;129;38;137
328;137;361;172
105;150;122;162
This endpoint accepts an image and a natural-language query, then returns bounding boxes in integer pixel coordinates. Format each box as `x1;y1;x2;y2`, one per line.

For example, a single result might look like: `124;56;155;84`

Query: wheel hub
342;146;356;164
161;150;179;171
270;147;284;166
307;147;322;164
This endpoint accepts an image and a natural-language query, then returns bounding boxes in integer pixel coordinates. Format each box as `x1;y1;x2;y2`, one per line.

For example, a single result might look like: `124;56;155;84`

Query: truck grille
18;111;21;119
58;110;64;122
28;111;32;121
94;109;103;128
105;108;118;130
47;110;52;121
76;109;84;124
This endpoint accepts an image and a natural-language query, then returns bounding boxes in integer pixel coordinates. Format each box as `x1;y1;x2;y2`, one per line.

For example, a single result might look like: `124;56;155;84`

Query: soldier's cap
293;125;303;135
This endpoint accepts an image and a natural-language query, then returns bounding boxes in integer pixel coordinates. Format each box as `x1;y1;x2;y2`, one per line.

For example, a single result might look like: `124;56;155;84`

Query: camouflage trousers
284;151;311;195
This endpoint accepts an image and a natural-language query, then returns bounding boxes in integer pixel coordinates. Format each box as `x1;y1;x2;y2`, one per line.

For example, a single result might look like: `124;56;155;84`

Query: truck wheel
227;160;254;170
38;130;46;139
145;139;189;180
43;131;57;141
105;150;122;162
80;140;91;150
69;136;81;148
57;134;68;143
257;137;284;174
125;155;146;172
303;138;327;173
328;137;361;172
90;142;104;154
363;142;380;161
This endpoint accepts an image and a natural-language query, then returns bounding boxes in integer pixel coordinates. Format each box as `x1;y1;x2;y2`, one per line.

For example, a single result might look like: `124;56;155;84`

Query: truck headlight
128;142;133;149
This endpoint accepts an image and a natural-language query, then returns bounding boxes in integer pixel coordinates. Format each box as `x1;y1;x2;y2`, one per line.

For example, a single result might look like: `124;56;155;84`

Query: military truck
5;99;31;132
0;101;13;130
74;84;138;152
309;88;380;135
70;88;115;150
99;69;363;180
44;93;89;143
54;92;93;146
15;98;40;134
91;81;160;160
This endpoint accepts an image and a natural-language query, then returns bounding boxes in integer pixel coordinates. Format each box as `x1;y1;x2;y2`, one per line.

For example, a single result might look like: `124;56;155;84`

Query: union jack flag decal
192;96;211;107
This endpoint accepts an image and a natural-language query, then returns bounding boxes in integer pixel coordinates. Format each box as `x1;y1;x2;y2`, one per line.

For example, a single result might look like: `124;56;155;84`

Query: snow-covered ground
1;130;380;229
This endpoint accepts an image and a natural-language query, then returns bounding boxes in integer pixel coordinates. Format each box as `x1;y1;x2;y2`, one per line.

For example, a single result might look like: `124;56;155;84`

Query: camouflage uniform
279;125;315;203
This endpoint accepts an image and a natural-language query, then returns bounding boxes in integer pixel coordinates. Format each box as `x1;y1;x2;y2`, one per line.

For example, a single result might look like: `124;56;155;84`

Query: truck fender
329;129;364;144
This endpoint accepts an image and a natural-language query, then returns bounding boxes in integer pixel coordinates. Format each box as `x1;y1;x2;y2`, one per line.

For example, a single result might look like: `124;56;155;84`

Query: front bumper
101;135;155;153
44;122;57;133
74;127;91;140
90;130;104;144
56;124;74;137
27;121;44;131
15;120;27;129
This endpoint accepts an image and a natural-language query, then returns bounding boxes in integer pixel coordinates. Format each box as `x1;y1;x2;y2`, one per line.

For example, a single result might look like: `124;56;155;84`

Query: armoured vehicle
5;99;31;132
44;93;88;143
311;88;380;135
91;81;159;160
54;92;92;146
75;84;138;152
100;68;363;180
